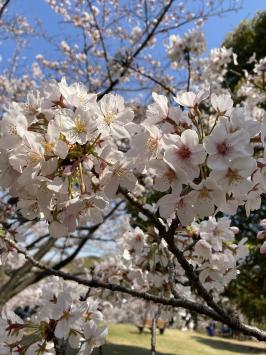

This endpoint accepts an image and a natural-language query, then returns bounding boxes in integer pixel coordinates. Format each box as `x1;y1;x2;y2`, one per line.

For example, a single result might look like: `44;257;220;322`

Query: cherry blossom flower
197;217;235;252
209;157;256;195
164;129;206;179
96;94;134;139
188;178;225;218
174;89;209;108
79;321;108;355
148;159;187;194
204;124;251;170
55;108;97;145
211;93;233;116
157;193;194;226
59;77;97;109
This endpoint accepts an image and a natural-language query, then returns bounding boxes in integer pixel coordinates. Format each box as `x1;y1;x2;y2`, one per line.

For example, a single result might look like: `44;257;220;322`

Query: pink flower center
135;234;142;242
165;169;176;183
217;141;229;155
178;145;191;160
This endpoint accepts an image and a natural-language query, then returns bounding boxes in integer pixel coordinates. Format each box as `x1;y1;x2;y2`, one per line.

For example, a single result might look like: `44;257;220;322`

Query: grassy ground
92;323;266;355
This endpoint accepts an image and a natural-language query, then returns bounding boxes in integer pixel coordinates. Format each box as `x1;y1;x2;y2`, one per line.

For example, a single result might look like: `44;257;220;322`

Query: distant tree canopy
225;198;266;324
222;11;266;324
223;10;266;94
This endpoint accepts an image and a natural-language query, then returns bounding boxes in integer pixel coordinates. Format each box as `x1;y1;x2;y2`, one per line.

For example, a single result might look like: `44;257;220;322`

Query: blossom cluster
0;277;107;354
257;219;266;254
0;79;265;241
167;28;206;68
0;78;136;238
238;56;266;118
108;216;249;292
191;217;248;290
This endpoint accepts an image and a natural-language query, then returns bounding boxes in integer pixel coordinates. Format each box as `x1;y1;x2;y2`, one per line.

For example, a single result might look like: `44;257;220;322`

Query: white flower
127;126;162;172
194;240;212;260
209;157;256;195
0;150;19;189
79;321;108;355
0;111;29;149
204;124;251;170
52;295;83;339
198;217;235;252
164;129;206;179
101;151;137;198
222;108;260;138
236;238;249;260
0;309;24;343
55;108;97;145
144;93;185;133
125;227;146;253
66;195;106;225
211;93;233;116
49;220;68;238
174;89;209;108
43;120;69;159
146;92;168;123
96;94;134;139
188;178;225;219
17;199;40;220
21;90;43;121
148;159;187;194
26;342;55;355
59;77;97;109
157;193;195;226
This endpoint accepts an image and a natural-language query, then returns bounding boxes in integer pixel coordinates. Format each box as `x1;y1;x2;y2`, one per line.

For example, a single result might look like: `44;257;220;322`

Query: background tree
1;2;266;353
221;11;266;325
223;11;266;97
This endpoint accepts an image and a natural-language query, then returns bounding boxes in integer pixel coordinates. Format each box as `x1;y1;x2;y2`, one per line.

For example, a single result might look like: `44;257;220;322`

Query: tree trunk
150;306;161;355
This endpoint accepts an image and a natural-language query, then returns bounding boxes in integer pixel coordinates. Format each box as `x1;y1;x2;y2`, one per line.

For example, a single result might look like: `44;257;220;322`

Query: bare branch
3;235;266;341
87;0;113;84
98;0;174;99
0;0;11;18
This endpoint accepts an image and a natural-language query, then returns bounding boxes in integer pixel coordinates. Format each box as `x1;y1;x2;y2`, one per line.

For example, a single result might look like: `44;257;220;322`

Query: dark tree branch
97;0;174;99
0;0;11;18
87;0;113;84
186;50;191;92
3;235;266;341
120;190;264;339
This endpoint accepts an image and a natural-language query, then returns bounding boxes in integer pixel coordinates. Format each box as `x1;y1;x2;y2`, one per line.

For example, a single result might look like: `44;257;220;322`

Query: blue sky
205;0;266;49
7;0;265;44
2;0;265;68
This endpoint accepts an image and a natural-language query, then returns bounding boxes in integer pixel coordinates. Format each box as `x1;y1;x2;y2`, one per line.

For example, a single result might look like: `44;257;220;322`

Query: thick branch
98;0;174;99
0;0;11;18
121;191;266;339
3;236;266;341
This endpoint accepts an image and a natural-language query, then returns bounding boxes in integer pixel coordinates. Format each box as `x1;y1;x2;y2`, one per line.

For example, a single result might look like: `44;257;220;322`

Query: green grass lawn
92;323;266;355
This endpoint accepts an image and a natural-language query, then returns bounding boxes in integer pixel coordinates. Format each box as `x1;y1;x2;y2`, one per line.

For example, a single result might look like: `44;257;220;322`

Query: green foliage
224;198;266;323
220;11;266;324
223;11;266;93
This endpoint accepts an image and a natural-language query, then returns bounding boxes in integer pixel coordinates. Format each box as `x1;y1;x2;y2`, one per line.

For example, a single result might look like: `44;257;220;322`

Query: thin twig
98;0;174;99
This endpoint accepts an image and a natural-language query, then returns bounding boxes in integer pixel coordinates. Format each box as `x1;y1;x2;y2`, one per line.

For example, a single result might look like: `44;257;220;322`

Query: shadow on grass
92;343;173;355
192;336;266;354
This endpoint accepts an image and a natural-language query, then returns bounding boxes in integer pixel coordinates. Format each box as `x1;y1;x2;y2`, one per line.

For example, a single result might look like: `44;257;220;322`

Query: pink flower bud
260;241;266;254
230;226;239;234
259;219;266;229
257;230;266;240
